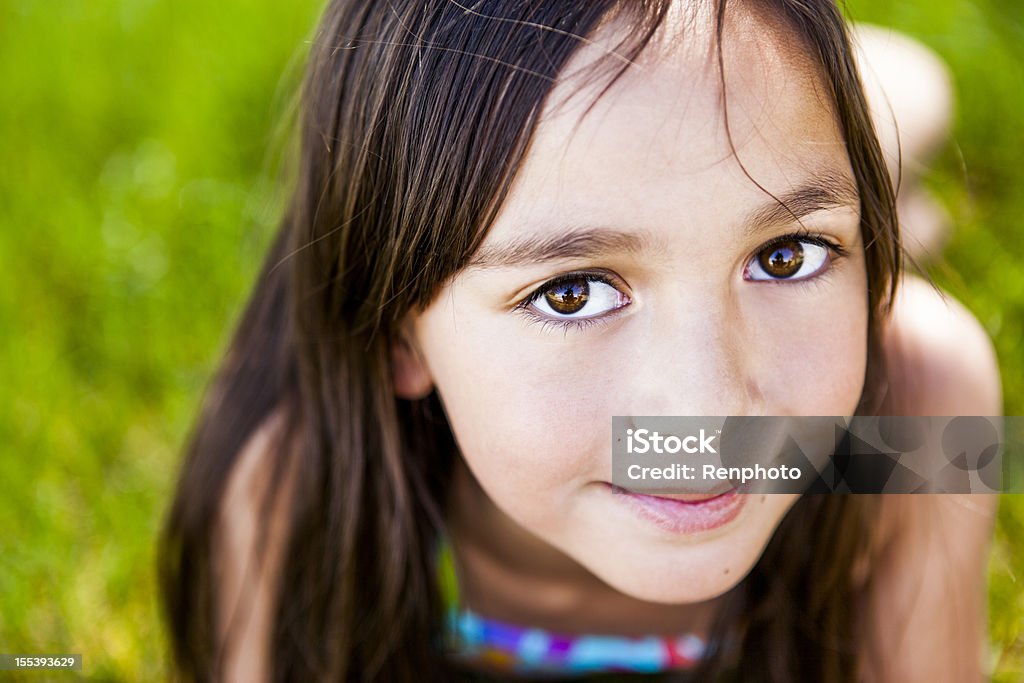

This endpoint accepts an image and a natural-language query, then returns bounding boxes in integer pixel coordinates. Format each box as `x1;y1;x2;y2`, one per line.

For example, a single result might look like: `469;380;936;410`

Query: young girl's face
404;5;868;603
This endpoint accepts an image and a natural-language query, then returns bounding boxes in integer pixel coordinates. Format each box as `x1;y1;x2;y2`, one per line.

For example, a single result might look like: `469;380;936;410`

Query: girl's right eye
518;272;631;324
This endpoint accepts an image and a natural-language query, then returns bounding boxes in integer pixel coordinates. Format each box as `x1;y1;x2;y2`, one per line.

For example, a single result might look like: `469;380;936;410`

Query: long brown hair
158;0;901;680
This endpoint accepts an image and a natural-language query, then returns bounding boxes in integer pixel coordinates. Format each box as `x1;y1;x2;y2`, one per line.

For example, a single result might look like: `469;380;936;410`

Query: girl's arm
860;275;1002;683
213;408;294;683
863;494;998;683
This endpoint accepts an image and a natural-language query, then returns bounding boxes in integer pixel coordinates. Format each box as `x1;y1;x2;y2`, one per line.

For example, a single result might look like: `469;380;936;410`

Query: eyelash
515;229;846;332
758;229;847;263
515;271;626;334
745;229;847;281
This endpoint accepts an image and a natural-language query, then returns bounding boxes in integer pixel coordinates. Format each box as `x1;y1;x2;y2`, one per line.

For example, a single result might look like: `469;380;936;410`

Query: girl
158;1;1002;681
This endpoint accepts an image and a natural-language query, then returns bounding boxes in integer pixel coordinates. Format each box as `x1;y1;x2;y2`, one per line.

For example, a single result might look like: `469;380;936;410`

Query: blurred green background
0;0;1021;679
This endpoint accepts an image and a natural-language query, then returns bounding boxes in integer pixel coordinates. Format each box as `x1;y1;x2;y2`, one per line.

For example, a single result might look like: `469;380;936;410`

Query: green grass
0;0;322;678
0;0;1022;679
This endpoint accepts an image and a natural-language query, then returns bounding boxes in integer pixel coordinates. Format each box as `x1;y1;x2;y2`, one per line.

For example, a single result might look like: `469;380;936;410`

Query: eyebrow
464;171;860;271
465;227;652;270
741;171;859;237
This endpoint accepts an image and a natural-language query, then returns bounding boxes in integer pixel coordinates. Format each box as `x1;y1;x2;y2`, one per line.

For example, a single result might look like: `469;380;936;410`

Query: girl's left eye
519;273;630;322
744;236;838;282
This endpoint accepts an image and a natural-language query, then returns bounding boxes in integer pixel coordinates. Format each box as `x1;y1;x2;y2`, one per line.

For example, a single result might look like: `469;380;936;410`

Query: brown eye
544;278;589;314
525;274;629;325
757;240;804;278
746;237;833;282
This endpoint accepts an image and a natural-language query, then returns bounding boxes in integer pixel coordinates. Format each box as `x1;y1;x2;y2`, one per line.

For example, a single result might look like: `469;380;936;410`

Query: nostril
745;378;765;407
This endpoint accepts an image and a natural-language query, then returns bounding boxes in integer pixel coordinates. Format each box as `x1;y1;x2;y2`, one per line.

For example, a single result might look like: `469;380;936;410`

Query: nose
621;291;763;417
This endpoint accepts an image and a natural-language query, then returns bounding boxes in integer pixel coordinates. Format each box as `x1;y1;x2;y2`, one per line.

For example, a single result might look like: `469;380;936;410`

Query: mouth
604;483;748;535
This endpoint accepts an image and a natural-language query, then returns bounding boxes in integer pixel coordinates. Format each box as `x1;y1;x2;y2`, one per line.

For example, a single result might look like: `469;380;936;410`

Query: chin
552;487;789;605
574;539;760;605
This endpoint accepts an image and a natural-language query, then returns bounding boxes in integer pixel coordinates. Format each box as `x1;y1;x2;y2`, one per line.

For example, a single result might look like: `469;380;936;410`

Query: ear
391;318;434;400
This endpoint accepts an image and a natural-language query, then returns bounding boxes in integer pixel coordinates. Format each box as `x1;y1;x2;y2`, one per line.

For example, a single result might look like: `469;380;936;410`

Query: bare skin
859;277;1001;683
213;273;1000;682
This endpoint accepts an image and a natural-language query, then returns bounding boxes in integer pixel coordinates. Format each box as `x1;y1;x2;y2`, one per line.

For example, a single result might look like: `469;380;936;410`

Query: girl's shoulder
861;274;1001;682
880;273;1002;418
871;271;1002;561
215;406;297;682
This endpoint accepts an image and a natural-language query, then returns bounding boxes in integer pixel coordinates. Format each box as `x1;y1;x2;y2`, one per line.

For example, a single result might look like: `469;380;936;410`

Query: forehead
483;1;852;247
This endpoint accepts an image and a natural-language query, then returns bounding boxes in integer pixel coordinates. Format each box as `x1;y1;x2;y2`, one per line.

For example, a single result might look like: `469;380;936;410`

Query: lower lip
608;484;747;535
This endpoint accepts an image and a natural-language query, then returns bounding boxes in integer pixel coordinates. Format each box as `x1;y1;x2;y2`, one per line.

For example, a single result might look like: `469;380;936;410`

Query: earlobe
391;323;434;400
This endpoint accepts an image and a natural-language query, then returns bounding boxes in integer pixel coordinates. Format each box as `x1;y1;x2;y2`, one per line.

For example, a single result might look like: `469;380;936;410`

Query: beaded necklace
437;538;708;676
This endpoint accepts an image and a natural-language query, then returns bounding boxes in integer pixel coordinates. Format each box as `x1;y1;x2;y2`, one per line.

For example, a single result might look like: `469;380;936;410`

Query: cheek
751;276;868;415
415;305;610;520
